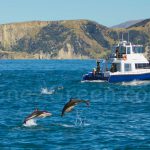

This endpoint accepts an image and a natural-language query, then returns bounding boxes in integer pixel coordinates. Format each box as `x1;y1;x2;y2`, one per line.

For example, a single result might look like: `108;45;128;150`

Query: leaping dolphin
61;98;90;117
23;108;52;124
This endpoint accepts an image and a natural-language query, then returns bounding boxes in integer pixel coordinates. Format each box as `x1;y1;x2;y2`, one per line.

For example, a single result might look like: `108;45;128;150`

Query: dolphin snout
44;112;52;116
40;112;52;118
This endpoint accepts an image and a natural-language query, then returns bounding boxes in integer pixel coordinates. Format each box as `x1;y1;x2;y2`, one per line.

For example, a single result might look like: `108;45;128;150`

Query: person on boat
110;65;114;72
96;61;100;74
115;47;119;58
92;68;96;76
110;64;117;72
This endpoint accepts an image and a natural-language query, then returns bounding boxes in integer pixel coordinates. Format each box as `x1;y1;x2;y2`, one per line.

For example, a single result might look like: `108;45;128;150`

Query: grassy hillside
0;19;150;59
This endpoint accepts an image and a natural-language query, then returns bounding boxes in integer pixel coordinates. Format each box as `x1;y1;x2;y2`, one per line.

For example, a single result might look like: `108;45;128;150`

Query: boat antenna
122;33;124;41
128;31;130;43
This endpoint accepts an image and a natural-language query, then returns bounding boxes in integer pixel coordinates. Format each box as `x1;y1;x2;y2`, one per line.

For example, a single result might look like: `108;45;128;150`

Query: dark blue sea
0;60;150;150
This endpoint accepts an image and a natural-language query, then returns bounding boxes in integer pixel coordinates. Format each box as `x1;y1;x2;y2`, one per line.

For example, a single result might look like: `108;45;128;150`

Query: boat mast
122;33;124;41
128;31;130;43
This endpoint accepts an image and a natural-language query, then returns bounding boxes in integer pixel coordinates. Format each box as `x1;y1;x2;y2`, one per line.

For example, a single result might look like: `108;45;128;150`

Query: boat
82;40;150;83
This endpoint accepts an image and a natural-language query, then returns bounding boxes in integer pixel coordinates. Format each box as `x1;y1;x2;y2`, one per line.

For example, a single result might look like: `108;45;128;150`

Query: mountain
0;19;150;60
0;20;111;59
111;20;143;29
127;19;150;28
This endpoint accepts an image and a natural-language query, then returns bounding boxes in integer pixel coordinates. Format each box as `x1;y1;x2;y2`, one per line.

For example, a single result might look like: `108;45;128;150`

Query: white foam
81;80;106;83
23;119;37;127
57;86;64;90
41;88;55;95
58;123;90;128
74;110;90;127
83;123;90;126
59;124;75;128
121;80;150;86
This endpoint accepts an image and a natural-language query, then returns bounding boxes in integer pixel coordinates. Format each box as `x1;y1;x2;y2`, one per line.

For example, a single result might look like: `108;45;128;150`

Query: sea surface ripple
0;60;150;150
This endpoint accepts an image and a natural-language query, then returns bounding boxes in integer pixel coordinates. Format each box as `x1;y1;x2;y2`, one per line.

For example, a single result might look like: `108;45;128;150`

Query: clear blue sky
0;0;149;26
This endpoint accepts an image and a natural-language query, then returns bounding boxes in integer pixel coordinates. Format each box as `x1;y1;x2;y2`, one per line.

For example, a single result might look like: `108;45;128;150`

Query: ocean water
0;60;150;150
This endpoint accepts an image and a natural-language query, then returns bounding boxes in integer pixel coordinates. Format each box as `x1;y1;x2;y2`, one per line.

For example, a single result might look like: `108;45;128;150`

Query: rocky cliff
0;19;150;59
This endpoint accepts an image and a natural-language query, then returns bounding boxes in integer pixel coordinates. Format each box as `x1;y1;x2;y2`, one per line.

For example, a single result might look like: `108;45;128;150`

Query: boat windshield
120;46;126;54
114;46;126;58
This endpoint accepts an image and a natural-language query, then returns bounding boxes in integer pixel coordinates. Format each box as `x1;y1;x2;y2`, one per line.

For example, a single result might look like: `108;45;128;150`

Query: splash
41;88;55;95
121;80;150;86
23;119;37;127
74;110;89;127
55;110;90;128
57;86;64;90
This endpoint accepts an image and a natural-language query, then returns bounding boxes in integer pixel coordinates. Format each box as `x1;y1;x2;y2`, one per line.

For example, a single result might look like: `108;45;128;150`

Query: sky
0;0;149;27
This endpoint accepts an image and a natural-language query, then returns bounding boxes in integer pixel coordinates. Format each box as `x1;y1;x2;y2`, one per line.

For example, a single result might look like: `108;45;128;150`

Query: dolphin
23;108;52;124
61;98;90;117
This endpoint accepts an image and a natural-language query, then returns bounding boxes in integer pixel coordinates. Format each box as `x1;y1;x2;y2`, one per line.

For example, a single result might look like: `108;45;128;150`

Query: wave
121;80;150;86
23;119;37;127
41;88;55;95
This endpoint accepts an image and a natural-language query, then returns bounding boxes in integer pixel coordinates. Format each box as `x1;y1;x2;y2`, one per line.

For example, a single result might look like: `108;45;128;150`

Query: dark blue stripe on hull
82;73;107;81
108;73;150;83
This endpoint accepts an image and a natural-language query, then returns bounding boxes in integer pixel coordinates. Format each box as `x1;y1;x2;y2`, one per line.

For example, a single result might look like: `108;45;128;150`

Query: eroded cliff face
0;19;150;59
0;21;49;50
0;20;109;59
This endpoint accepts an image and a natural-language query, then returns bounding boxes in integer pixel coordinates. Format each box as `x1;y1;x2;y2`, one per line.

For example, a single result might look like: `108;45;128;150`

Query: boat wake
41;88;55;95
23;119;37;127
121;80;150;86
81;80;106;83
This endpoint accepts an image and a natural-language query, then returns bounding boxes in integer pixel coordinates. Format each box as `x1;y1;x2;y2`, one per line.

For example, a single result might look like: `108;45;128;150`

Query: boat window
135;63;150;69
133;46;143;53
124;63;132;71
116;63;121;72
126;47;131;54
110;63;121;72
120;46;126;54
